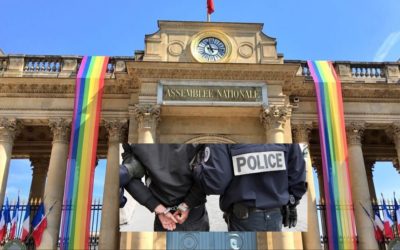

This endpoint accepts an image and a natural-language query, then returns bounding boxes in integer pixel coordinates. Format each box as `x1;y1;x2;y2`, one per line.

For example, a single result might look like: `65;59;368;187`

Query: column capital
291;122;313;143
346;122;366;145
260;105;291;130
132;104;161;129
30;156;50;176
385;122;400;146
49;118;71;143
392;122;400;132
104;119;128;143
0;118;23;143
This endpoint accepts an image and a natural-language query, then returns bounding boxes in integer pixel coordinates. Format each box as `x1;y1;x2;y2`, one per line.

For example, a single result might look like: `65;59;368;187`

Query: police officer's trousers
228;208;282;231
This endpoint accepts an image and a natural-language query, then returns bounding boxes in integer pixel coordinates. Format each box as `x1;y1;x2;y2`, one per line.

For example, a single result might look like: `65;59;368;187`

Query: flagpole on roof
207;0;214;22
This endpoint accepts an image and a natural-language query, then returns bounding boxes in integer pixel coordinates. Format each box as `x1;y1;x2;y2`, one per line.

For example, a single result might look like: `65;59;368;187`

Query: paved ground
120;193;307;232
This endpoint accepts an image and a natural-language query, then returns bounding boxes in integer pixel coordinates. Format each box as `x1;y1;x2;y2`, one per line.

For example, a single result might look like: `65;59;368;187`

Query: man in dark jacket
120;144;209;231
191;144;306;231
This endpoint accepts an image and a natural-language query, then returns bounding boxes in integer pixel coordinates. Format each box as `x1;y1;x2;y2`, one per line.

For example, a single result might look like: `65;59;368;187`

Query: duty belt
248;207;281;213
231;203;280;219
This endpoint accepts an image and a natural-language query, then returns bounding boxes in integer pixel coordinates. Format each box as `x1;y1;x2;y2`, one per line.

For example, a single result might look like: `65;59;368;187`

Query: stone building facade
0;21;399;249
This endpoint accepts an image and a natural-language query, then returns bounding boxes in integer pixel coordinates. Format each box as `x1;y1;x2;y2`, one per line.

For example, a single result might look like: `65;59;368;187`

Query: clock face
191;31;232;63
197;37;226;62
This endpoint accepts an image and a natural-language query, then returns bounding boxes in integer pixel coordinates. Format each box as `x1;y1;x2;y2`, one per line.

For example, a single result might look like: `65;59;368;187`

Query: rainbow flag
308;61;357;250
60;56;109;249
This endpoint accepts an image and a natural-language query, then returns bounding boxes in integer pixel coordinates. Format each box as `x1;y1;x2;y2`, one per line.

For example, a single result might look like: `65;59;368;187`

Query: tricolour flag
394;195;400;235
21;202;31;241
207;0;215;14
4;198;11;224
360;202;384;244
0;209;6;242
0;198;11;241
9;196;19;240
32;202;47;247
382;197;394;240
374;211;385;243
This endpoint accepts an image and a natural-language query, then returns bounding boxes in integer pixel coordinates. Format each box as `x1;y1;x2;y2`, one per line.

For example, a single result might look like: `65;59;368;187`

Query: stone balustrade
351;63;385;78
24;56;62;73
0;55;398;83
294;60;399;83
0;55;130;78
106;58;116;74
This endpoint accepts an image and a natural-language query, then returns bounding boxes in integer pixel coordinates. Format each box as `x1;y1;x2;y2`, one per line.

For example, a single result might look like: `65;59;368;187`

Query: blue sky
312;162;400;204
2;1;400;203
1;0;399;61
6;160;106;203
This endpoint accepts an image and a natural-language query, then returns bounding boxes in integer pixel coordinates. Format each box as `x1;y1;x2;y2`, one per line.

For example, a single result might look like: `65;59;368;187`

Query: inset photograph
119;144;307;232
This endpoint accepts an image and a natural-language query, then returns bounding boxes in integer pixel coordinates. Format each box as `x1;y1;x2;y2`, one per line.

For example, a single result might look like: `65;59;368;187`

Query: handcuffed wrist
178;203;189;212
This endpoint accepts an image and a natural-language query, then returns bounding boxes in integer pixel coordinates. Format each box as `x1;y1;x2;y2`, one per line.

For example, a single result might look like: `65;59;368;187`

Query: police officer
120;143;209;231
191;144;306;231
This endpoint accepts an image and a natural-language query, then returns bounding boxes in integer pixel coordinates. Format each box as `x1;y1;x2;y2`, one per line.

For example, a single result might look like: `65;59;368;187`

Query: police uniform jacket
192;144;306;212
124;144;206;212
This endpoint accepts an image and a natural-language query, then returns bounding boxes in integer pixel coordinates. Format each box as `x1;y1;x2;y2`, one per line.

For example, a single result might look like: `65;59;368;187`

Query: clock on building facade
190;31;232;63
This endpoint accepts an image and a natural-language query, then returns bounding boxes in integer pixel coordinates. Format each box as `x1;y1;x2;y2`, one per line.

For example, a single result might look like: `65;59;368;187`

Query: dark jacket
124;144;206;212
192;144;306;211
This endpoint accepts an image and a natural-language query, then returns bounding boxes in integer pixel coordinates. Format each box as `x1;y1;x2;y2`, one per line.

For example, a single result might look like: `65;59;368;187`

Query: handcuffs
156;203;189;215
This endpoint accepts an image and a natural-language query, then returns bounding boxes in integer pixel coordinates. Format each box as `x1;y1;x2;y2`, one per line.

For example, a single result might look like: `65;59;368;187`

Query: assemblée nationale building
0;21;399;249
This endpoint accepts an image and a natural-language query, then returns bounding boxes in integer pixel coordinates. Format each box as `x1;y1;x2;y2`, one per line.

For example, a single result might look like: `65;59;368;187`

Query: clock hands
197;37;226;61
207;39;215;54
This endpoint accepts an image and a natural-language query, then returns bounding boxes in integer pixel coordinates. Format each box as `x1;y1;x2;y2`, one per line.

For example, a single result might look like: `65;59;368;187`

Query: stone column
99;120;127;250
364;160;377;204
28;156;50;202
260;106;300;249
0;118;22;207
128;105;139;144
123;104;159;248
39;119;70;250
292;123;322;250
346;122;378;249
133;104;160;143
260;105;290;143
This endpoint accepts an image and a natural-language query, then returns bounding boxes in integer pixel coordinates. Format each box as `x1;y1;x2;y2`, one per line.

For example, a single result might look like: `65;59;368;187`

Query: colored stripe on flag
21;203;31;241
308;61;357;250
207;0;215;14
60;56;109;249
32;202;47;247
9;197;19;240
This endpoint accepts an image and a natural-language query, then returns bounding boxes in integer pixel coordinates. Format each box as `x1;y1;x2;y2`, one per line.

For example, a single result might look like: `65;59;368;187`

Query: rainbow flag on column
60;56;109;249
308;61;357;250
